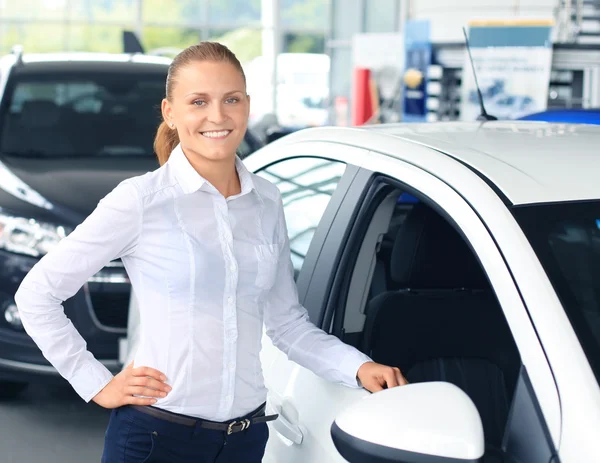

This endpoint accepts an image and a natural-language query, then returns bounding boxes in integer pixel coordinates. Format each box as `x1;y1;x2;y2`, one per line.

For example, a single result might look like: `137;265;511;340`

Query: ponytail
154;120;180;166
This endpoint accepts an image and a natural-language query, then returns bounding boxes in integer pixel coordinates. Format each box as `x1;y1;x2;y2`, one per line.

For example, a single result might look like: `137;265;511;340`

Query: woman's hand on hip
92;362;171;409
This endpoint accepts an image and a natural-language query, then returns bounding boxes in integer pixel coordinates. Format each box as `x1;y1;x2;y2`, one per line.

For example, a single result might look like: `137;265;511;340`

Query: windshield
513;200;600;382
0;71;166;157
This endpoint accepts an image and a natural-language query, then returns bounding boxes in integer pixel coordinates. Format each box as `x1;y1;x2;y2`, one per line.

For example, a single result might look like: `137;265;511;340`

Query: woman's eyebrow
185;90;244;97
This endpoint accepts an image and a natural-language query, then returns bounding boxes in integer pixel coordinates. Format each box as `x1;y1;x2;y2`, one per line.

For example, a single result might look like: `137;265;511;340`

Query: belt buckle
227;419;251;435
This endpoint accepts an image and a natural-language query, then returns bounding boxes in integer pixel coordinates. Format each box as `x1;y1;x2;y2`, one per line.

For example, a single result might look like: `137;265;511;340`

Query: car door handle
270;399;304;444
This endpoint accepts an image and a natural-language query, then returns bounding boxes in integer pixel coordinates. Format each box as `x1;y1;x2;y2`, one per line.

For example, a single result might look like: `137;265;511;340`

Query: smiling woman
14;41;403;463
154;42;250;179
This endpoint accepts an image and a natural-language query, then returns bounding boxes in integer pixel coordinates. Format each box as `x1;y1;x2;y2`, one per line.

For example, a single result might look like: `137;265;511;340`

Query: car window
337;183;521;456
256;157;346;279
0;71;165;157
513;200;600;384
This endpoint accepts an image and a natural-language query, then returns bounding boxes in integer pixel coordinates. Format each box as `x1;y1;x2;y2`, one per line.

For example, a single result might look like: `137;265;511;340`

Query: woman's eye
225;98;239;104
193;100;206;106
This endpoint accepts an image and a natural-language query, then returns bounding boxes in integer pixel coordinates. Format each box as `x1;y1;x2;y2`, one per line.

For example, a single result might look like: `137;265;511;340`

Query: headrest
390;203;488;289
20;101;61;128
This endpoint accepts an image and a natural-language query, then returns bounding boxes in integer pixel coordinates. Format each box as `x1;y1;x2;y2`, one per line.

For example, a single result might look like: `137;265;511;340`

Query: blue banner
402;20;431;123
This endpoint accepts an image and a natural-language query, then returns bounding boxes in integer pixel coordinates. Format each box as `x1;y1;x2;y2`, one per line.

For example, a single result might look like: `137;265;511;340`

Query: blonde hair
154;42;246;166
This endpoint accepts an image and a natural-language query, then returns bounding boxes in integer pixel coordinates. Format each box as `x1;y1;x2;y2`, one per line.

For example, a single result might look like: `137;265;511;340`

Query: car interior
341;188;522;462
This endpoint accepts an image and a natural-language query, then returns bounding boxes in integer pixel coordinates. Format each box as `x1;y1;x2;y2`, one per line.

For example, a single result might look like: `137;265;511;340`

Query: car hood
0;155;159;220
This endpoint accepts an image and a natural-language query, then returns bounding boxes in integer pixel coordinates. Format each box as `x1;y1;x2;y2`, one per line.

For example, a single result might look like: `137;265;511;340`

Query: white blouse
15;144;371;421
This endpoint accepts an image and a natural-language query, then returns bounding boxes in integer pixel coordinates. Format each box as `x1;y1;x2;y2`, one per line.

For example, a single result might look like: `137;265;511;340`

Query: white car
127;121;600;462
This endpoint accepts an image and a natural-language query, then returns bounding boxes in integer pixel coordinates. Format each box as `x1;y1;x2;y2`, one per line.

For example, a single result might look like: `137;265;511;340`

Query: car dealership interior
1;1;600;463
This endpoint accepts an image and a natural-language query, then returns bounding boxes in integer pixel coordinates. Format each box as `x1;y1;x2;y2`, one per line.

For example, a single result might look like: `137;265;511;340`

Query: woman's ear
161;98;173;126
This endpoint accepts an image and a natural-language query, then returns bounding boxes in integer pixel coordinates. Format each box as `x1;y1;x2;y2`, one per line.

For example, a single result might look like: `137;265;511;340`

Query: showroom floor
1;384;110;462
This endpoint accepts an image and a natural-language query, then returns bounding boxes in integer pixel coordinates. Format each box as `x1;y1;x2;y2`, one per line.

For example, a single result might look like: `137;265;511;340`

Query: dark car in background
0;47;263;399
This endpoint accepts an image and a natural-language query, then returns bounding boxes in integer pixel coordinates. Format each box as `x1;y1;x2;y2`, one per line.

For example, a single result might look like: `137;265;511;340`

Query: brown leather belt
131;403;279;435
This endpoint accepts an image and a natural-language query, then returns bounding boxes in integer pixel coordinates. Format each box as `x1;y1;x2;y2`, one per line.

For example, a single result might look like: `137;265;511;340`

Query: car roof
281;121;600;205
1;52;171;74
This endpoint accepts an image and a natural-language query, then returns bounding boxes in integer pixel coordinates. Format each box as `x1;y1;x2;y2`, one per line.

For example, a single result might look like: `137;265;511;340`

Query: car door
244;143;373;463
249;140;562;463
323;149;561;462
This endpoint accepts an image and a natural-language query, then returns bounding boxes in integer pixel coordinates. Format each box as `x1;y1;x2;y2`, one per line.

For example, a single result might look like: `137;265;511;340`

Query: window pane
142;27;200;52
282;32;325;53
209;28;262;64
0;0;66;20
331;0;361;40
142;0;204;25
69;0;137;22
0;24;25;55
256;157;346;277
329;46;352;104
1;24;67;53
68;25;125;53
280;0;330;29
208;0;261;27
365;0;397;33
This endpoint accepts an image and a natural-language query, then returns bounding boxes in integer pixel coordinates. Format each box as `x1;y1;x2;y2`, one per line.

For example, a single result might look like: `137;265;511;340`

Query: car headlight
0;212;69;257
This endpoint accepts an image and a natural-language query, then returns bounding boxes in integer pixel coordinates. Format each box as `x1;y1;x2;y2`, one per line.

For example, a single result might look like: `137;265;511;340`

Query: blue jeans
101;404;269;463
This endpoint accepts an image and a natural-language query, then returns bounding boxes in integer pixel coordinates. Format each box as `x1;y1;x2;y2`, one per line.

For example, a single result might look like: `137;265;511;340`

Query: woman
15;42;407;463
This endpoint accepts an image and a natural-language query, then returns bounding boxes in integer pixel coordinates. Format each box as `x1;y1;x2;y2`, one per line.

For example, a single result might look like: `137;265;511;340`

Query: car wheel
0;381;28;400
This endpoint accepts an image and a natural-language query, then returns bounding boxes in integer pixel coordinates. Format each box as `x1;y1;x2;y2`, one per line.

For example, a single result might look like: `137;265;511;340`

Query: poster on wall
460;20;554;121
403;19;431;122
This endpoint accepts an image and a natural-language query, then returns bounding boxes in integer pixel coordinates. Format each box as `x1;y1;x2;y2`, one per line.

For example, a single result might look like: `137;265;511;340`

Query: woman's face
162;60;250;163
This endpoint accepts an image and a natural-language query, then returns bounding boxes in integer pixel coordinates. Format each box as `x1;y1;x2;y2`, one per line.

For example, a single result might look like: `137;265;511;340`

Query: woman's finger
131;366;167;382
126;386;168;398
394;368;409;386
384;369;399;388
368;381;384;392
125;395;158;406
128;376;171;393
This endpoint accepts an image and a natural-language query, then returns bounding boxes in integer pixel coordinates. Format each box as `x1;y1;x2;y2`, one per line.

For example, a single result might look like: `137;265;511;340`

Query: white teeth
202;130;230;138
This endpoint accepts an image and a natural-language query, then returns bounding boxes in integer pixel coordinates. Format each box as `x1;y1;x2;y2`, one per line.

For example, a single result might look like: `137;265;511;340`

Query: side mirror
331;382;484;463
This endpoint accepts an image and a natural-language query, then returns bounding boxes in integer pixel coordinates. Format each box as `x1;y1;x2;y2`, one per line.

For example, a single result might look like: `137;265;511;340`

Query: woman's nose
207;102;227;124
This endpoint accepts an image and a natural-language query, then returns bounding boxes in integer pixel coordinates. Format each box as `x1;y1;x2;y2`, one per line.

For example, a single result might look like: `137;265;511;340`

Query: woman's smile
200;130;232;139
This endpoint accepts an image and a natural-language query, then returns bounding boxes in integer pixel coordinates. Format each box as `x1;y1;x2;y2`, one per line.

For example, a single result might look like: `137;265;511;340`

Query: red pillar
352;67;373;126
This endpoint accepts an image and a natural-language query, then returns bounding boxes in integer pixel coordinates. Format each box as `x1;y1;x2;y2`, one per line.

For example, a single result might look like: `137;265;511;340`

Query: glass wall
0;0;329;61
364;0;398;33
327;0;402;125
0;0;332;129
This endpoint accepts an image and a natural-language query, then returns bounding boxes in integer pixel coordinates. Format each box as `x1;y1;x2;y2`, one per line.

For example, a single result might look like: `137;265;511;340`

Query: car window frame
326;170;559;462
333;136;600;456
296;148;562;448
254;156;350;281
243;142;369;324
